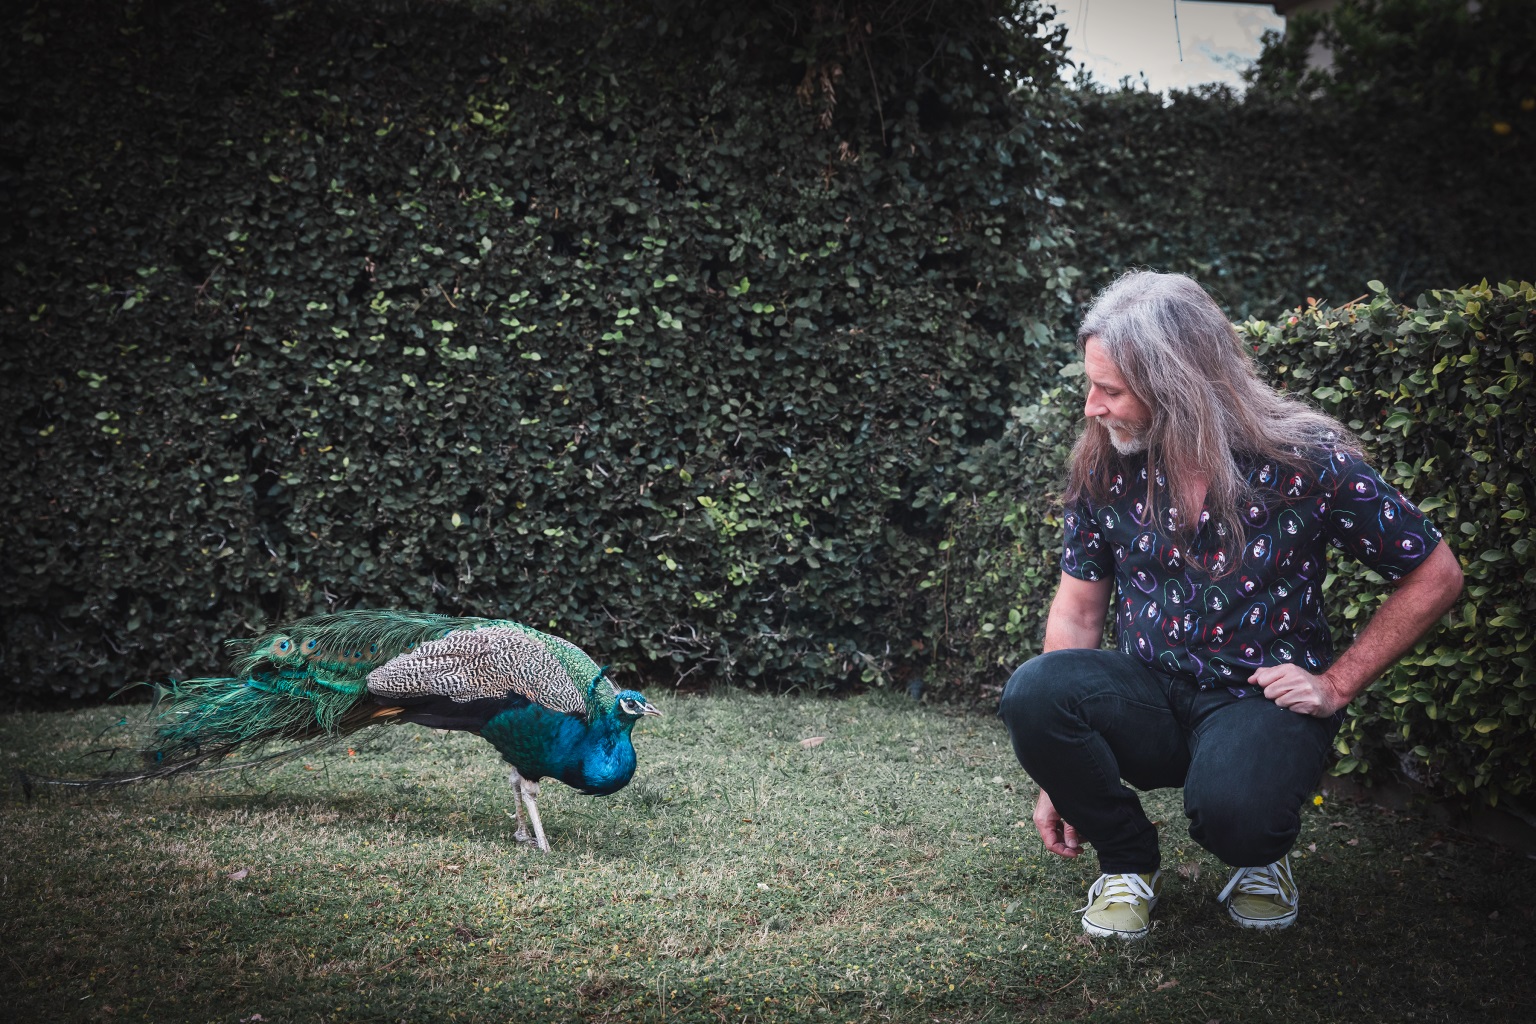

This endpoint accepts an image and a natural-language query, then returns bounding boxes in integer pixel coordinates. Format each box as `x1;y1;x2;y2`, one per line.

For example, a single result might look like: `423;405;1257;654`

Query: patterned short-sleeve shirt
1060;445;1443;691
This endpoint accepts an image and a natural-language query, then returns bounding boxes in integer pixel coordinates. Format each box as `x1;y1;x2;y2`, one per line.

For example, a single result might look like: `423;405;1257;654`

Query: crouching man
999;271;1463;938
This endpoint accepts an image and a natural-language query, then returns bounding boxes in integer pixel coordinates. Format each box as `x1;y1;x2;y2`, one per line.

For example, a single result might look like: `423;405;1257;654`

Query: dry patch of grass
3;690;1533;1022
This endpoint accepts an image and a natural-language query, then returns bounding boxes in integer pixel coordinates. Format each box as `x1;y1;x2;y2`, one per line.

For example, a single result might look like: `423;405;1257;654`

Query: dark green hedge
0;0;1077;699
1247;281;1535;804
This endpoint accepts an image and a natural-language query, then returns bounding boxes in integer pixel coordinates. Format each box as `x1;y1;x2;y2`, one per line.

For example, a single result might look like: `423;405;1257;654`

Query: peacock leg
517;777;551;853
507;768;533;845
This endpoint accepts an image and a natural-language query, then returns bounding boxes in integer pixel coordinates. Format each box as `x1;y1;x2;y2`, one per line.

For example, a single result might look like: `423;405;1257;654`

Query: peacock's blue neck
480;699;638;796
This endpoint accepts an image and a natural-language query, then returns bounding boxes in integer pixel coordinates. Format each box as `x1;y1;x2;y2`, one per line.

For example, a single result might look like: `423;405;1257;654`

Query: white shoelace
1217;858;1297;906
1078;871;1157;914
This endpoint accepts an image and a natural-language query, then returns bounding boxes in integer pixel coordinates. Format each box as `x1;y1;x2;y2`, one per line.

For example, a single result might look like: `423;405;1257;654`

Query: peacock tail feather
146;668;367;759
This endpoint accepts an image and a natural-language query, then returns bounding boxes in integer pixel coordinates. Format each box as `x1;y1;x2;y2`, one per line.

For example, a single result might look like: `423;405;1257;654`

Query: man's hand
1249;664;1347;717
1032;788;1082;859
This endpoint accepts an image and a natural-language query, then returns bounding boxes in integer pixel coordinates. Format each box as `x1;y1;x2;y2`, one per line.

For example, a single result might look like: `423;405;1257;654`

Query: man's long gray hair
1066;270;1353;572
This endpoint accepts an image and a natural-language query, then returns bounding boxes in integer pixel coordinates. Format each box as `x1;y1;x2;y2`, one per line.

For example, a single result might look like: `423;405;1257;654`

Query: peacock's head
613;689;662;721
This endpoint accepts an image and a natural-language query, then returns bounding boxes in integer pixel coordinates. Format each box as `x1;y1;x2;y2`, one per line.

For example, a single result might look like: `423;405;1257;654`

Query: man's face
1083;336;1152;455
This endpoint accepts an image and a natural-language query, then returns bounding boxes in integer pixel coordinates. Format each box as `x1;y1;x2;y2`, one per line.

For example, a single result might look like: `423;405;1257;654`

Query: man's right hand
1032;788;1082;859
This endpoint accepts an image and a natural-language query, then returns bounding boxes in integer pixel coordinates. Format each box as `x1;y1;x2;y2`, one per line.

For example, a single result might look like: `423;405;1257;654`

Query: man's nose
1083;386;1107;419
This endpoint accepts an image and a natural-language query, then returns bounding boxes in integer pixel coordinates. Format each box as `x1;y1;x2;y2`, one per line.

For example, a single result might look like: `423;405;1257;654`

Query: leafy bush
916;385;1080;693
1244;280;1535;805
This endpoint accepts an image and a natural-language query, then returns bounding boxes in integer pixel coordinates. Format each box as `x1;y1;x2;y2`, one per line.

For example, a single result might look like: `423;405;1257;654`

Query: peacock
35;610;660;852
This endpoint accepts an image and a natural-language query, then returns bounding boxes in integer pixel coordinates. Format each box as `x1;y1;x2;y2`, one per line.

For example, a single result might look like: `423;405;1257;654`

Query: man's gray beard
1106;426;1148;455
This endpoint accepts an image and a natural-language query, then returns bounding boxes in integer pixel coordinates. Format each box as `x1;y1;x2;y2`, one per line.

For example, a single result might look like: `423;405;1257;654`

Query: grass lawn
3;690;1532;1023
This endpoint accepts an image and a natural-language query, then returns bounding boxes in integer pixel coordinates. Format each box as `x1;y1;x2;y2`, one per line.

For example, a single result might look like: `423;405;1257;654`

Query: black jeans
998;648;1341;875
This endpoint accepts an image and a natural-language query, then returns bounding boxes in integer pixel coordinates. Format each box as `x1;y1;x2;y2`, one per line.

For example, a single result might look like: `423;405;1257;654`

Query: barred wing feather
366;626;589;716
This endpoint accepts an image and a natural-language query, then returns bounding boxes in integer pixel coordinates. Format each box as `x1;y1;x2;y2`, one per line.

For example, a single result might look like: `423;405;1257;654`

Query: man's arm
1033;572;1115;858
1043;572;1114;652
1252;539;1464;717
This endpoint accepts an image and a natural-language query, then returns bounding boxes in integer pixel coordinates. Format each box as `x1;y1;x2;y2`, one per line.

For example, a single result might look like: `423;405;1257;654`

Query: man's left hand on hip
1249;664;1347;717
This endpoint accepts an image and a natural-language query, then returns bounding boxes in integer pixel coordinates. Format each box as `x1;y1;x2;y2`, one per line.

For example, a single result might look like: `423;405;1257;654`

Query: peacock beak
641;701;662;717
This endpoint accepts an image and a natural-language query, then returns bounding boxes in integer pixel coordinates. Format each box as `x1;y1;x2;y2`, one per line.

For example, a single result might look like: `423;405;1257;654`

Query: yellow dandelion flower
1312;794;1324;806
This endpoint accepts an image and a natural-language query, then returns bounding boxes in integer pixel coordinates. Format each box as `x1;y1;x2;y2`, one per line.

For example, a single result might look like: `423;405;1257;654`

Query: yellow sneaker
1218;856;1299;929
1079;870;1162;939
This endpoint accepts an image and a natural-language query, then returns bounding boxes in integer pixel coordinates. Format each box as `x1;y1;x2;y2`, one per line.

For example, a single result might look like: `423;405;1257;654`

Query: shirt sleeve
1060;496;1110;583
1323;449;1445;581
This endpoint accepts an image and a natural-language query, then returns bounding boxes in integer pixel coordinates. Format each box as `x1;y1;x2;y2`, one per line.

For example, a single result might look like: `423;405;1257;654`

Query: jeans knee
1187;787;1301;867
998;652;1078;733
